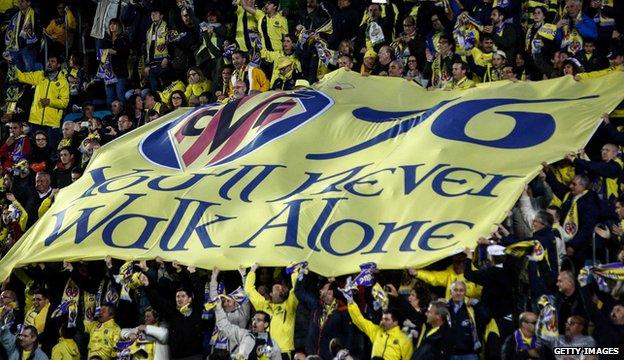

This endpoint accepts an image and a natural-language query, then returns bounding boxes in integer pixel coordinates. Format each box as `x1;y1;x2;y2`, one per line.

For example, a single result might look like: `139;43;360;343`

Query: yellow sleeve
66;9;77;31
347;302;378;341
466;282;482;299
254;9;265;22
402;335;414;360
254;68;269;92
45;22;56;37
83;320;95;335
184;84;193;99
174;81;186;93
16;69;43;86
278;16;288;37
50;343;64;360
108;326;121;358
11;200;28;231
414;269;449;287
576;69;612;80
260;49;280;63
244;271;270;310
49;78;70;109
285;271;299;312
38;197;53;218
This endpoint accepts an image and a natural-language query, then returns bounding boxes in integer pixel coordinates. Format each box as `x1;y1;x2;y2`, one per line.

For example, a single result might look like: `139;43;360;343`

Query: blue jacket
0;325;49;360
555;13;598;44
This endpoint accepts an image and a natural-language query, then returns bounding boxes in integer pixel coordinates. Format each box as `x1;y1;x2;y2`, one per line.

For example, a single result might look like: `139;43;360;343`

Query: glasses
35;137;47;141
172;96;182;100
523;320;537;325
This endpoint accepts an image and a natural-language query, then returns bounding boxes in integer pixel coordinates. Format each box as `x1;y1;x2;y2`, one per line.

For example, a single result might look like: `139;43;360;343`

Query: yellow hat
364;50;377;59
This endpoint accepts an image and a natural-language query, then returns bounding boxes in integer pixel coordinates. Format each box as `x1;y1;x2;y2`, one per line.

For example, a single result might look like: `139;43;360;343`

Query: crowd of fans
0;0;623;359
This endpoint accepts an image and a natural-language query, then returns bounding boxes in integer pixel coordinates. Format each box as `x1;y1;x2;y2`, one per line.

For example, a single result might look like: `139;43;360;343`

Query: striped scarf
4;7;37;50
562;190;587;243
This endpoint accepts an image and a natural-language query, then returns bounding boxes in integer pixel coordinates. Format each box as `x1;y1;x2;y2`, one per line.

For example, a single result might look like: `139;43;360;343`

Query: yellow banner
2;70;623;278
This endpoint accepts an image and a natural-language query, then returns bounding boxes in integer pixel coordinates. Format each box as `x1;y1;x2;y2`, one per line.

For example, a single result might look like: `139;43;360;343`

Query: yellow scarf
604;158;623;202
179;303;192;316
61;278;80;327
562;190;587;243
84;291;96;321
417;324;440;347
319;300;337;328
25;302;50;334
0;301;18;322
146;21;169;62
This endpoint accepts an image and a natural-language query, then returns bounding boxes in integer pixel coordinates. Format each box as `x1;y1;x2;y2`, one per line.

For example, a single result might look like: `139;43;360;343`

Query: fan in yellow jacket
260;34;301;86
184;67;211;100
244;263;298;354
240;0;288;52
229;50;269;96
234;0;258;52
84;304;121;360
409;257;482;300
51;334;80;360
346;301;413;359
15;56;69;129
159;80;186;105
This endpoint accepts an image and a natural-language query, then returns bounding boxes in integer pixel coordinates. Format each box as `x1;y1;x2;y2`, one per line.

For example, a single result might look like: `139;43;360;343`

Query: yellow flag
1;70;623;278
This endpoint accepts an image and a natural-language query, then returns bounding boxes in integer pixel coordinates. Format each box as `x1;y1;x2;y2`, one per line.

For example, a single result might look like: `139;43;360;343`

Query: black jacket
411;322;450;360
143;273;208;358
463;258;514;318
294;280;353;359
579;284;624;349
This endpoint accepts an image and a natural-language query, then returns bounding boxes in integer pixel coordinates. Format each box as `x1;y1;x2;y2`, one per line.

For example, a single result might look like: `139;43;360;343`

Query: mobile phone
81;121;89;128
372;0;388;3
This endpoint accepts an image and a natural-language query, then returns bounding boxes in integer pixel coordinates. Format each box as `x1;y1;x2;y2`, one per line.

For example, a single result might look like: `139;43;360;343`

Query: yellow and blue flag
0;70;623;278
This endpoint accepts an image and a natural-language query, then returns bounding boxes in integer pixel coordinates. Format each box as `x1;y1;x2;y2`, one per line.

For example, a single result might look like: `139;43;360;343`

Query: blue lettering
401;164;449;195
272;165;370;201
146;169;235;191
418;220;473;250
78;167;152;199
220;164;285;202
306;197;347;251
320;219;375;256
102;213;167;249
44;193;146;246
431;167;486;197
364;220;430;253
472;173;520;197
159;198;233;250
232;198;313;249
430;99;560;149
343;168;396;197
